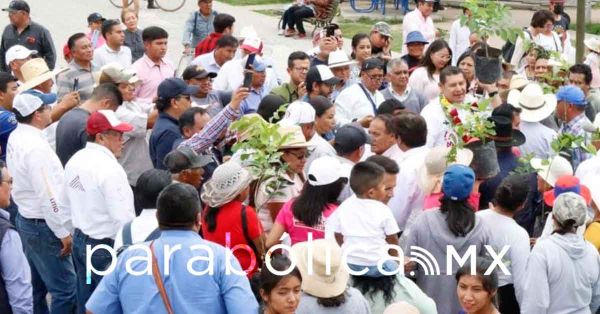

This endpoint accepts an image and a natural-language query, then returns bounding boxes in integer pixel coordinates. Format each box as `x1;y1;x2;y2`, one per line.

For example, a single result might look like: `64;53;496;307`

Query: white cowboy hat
530;155;573;187
18;58;67;92
584;37;600;53
328;49;357;69
292;239;349;298
418;146;473;195
507;83;557;123
508;74;529;90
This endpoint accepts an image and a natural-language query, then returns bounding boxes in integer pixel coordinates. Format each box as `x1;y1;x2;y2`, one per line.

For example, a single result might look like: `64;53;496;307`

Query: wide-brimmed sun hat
18;58;67;92
507;83;557;123
418;146;473;195
278;125;313;149
584;37;600;53
530;155;573;187
292;239;349;298
201;161;254;208
543;175;592;207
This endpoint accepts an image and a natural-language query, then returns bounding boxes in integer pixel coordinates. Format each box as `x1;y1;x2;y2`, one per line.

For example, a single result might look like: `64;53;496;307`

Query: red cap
543;175;591;206
63;43;71;61
86;110;133;136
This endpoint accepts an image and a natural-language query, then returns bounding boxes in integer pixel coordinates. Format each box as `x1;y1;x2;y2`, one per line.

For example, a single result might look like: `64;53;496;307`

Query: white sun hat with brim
530;155;573;187
418;146;473;195
292;239;349;298
201;161;255;208
507;83;557;123
328;49;357;69
584;37;600;53
18;58;67;92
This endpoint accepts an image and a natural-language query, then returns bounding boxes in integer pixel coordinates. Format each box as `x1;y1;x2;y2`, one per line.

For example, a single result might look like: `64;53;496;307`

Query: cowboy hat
507;83;557;123
278;125;313;149
328;49;357;69
508;74;529;90
18;58;67;92
418;146;473;195
292;239;349;298
530;155;573;187
201;161;255;208
488;115;526;147
584;37;600;54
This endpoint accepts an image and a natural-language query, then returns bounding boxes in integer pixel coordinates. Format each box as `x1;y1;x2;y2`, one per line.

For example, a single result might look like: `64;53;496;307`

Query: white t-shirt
326;196;400;266
477;209;530;303
408;67;440;102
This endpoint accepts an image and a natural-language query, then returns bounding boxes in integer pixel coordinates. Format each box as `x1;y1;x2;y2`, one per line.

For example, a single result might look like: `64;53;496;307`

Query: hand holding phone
245;53;256;70
72;78;79;92
243;70;253;88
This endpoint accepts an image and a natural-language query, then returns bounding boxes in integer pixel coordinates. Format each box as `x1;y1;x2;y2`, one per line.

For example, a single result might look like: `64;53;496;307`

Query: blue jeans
15;213;76;314
72;229;115;314
347;260;400;278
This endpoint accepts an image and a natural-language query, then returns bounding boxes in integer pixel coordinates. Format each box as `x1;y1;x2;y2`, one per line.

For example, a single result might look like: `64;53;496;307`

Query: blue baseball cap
157;78;199;100
442;164;475;201
252;59;266;72
556;85;586;106
405;31;428;45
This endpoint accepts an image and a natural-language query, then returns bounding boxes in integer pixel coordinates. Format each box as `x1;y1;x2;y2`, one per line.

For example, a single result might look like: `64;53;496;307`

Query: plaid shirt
179;104;240;155
560;113;592;170
194;32;222;57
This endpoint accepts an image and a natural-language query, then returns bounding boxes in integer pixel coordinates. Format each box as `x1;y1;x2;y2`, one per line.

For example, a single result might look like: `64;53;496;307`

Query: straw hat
328;50;357;69
530;155;573;187
508;74;529;90
584;37;600;53
292;239;349;298
507;83;557;123
278;125;313;149
18;58;67;92
418;146;473;195
200;161;254;208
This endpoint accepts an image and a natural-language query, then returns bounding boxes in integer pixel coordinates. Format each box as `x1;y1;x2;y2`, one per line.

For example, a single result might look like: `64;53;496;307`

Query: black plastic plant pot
466;140;499;180
474;46;502;84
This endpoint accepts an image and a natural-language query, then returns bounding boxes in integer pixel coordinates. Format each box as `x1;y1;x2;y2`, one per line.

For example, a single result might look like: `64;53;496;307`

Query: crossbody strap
151;241;174;314
123;221;133;246
241;205;262;267
357;83;378;115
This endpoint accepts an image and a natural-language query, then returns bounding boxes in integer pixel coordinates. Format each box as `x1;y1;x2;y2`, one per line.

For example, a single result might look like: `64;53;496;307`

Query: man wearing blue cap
149;78;198;170
555;85;593;170
7;91;77;313
239;59;269;114
401;31;428;74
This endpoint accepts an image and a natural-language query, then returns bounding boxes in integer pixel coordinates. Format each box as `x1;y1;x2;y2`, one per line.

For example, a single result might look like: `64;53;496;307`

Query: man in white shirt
113;169;171;251
401;0;436;56
92;20;132;69
7;91;76;313
335;58;385;125
367;114;403;160
190;35;238;75
64;110;135;311
449;8;472;66
387;112;429;231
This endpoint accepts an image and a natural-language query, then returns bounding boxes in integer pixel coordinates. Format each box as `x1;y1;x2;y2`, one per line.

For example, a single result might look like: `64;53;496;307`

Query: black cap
334;124;371;155
361;57;385;72
87;12;106;24
182;65;217;81
2;0;30;13
306;65;341;88
164;146;213;174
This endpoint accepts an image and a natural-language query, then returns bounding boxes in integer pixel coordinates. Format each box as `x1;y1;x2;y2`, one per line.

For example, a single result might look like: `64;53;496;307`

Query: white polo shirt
335;82;385;125
93;44;133;69
191;51;221;75
7;123;72;239
64;142;135;240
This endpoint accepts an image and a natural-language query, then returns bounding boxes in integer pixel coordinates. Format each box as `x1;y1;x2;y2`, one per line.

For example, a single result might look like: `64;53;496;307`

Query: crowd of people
0;0;599;313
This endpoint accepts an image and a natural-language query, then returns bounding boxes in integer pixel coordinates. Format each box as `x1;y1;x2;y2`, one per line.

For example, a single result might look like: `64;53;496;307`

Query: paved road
0;0;333;82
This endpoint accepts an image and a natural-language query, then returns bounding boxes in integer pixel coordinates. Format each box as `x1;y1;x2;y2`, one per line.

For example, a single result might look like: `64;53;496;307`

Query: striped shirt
55;61;96;102
179;104;240;155
560;113;592;171
194;32;222;57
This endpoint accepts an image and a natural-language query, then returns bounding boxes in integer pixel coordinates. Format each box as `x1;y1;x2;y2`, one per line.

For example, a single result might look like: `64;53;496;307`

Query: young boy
325;161;401;277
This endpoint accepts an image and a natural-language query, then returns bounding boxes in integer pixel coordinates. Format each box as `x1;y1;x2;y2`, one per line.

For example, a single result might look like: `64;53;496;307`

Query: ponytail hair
439;197;475;237
204;206;220;232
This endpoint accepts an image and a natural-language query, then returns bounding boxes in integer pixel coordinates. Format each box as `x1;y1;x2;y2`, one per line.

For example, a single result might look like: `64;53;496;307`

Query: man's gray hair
386;58;408;74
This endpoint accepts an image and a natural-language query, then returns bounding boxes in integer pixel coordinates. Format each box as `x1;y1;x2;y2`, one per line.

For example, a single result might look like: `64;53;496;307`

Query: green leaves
460;0;521;51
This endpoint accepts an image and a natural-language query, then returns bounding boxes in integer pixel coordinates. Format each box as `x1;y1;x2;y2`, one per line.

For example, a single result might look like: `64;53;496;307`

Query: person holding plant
455;259;501;314
408;39;452;102
510;10;562;68
349;33;372;84
405;164;491;314
201;161;265;277
555;85;593;170
522;192;600;314
256;125;312;233
257;254;302;314
265;156;347;249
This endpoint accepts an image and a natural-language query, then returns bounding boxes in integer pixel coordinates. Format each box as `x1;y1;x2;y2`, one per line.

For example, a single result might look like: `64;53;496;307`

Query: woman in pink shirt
266;156;349;247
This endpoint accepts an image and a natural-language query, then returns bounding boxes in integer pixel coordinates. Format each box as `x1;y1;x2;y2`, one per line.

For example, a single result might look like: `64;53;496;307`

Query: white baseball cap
5;45;37;66
278;101;315;126
13;91;56;117
307;156;351;186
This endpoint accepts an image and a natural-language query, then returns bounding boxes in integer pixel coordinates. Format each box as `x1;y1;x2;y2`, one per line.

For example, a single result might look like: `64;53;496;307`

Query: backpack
116;221;161;256
501;28;532;63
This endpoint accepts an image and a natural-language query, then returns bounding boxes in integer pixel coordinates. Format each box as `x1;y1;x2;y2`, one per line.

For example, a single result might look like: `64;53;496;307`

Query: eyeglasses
365;74;384;81
293;67;309;73
286;150;309;160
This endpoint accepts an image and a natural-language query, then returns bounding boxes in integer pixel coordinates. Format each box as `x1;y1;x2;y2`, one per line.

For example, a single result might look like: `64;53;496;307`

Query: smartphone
245;53;256;70
72;78;79;92
326;26;335;38
242;71;253;88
